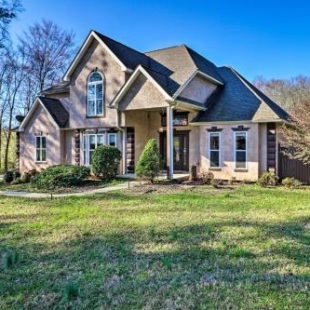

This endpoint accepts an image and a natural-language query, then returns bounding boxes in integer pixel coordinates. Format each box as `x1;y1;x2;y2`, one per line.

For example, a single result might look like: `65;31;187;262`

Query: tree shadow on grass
1;215;310;309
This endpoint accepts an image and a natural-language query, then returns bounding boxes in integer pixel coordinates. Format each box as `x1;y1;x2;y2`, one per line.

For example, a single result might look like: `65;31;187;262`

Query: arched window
87;71;104;116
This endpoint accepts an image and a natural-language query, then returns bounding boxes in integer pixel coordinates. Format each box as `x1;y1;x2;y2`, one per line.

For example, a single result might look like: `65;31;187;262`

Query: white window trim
35;136;47;163
208;132;221;168
83;133;106;166
108;133;117;147
234;131;248;170
83;132;118;166
87;71;104;117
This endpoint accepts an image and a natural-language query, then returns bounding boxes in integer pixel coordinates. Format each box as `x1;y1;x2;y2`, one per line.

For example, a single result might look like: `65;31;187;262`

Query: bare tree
280;100;310;164
0;0;22;47
2;47;27;171
19;19;75;103
0;48;10;169
254;76;310;112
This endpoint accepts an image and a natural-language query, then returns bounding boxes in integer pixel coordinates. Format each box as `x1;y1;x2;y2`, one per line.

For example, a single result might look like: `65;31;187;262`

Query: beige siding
178;76;217;104
69;39;125;128
118;74;169;111
19;105;61;174
200;123;260;181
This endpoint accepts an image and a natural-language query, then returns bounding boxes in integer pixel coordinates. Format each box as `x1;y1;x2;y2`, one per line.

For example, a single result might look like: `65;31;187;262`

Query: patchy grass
0;185;309;309
0;178;125;194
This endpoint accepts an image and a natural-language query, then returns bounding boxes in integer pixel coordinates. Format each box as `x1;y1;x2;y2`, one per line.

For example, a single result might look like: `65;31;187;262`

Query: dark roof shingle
39;97;69;128
194;66;289;123
41;81;70;95
94;31;150;69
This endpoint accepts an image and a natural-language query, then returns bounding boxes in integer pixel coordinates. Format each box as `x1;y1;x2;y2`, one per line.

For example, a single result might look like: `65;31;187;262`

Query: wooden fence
278;146;310;184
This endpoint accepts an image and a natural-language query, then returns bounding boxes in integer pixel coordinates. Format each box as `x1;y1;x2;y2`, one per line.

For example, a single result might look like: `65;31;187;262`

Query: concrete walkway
0;181;142;199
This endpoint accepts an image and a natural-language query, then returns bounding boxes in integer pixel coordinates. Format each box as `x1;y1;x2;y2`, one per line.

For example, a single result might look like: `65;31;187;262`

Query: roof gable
19;97;69;130
193;66;289;123
64;30;143;81
111;65;172;108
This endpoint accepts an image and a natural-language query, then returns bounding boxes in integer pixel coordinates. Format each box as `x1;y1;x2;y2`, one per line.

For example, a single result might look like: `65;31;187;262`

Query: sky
9;0;310;81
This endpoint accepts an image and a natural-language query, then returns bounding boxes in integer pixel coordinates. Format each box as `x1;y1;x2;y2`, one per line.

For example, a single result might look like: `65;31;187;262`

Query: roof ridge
93;30;148;58
227;67;266;103
140;64;170;77
145;44;186;55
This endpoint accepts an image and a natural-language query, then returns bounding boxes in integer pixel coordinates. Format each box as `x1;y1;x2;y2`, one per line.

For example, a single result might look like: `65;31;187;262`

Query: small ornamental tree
92;145;121;181
136;139;161;183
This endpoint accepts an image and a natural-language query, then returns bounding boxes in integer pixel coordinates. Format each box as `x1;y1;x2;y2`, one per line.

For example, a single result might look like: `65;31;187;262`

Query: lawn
0;185;309;309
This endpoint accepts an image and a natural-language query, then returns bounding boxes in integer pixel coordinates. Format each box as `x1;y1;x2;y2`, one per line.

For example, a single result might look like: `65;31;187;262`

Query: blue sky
10;0;310;81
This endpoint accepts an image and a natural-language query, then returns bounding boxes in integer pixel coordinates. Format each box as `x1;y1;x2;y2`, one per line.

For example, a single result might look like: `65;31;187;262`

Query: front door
160;131;189;171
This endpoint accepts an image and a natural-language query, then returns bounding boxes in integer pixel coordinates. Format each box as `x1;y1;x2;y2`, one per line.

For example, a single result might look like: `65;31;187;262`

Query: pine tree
136;139;161;183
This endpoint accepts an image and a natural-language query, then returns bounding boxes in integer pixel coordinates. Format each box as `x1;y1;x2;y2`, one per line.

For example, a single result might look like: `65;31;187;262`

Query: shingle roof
38;97;69;128
145;45;223;92
193;66;289;123
94;31;150;70
41;81;70;95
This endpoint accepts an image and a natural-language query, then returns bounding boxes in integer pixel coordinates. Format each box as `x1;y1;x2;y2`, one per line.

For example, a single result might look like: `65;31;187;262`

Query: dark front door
160;131;189;171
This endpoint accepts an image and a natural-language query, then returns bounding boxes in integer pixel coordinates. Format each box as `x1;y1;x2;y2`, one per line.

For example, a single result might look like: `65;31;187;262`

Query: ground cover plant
0;185;309;309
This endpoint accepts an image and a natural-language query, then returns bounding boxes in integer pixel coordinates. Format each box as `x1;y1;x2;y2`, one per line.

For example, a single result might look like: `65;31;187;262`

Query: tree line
254;76;310;164
0;0;75;172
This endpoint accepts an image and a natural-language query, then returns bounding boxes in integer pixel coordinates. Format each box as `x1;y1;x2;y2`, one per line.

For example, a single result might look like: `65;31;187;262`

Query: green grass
0;185;309;309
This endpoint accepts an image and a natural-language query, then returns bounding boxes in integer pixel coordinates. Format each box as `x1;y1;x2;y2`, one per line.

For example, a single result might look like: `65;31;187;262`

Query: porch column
166;106;174;179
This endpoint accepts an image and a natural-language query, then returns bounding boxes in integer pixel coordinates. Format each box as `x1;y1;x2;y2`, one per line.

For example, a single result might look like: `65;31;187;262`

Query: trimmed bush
136;139;161;183
91;145;121;181
257;171;279;187
31;165;90;189
211;178;221;188
198;171;214;184
282;177;302;189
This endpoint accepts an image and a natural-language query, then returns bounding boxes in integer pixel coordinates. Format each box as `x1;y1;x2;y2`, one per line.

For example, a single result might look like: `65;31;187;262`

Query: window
35;136;46;162
87;72;104;116
83;134;105;165
83;133;117;165
235;132;247;169
209;132;220;167
108;133;117;146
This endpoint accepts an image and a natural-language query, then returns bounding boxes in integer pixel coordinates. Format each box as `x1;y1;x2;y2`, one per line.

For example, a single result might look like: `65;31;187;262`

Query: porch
120;107;197;179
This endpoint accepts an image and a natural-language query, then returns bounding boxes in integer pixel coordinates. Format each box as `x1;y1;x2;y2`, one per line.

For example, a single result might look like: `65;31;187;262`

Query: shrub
228;176;237;185
211;178;221;188
257;171;279;187
198;171;214;184
11;177;25;185
91;145;122;181
282;177;302;189
136;139;161;183
31;165;90;189
3;170;14;183
23;169;38;183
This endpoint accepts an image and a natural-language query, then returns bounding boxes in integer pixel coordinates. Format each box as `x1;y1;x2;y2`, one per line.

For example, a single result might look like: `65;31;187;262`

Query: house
16;30;288;181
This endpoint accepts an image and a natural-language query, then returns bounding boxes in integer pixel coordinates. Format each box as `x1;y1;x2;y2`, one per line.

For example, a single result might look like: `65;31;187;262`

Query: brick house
17;30;288;181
